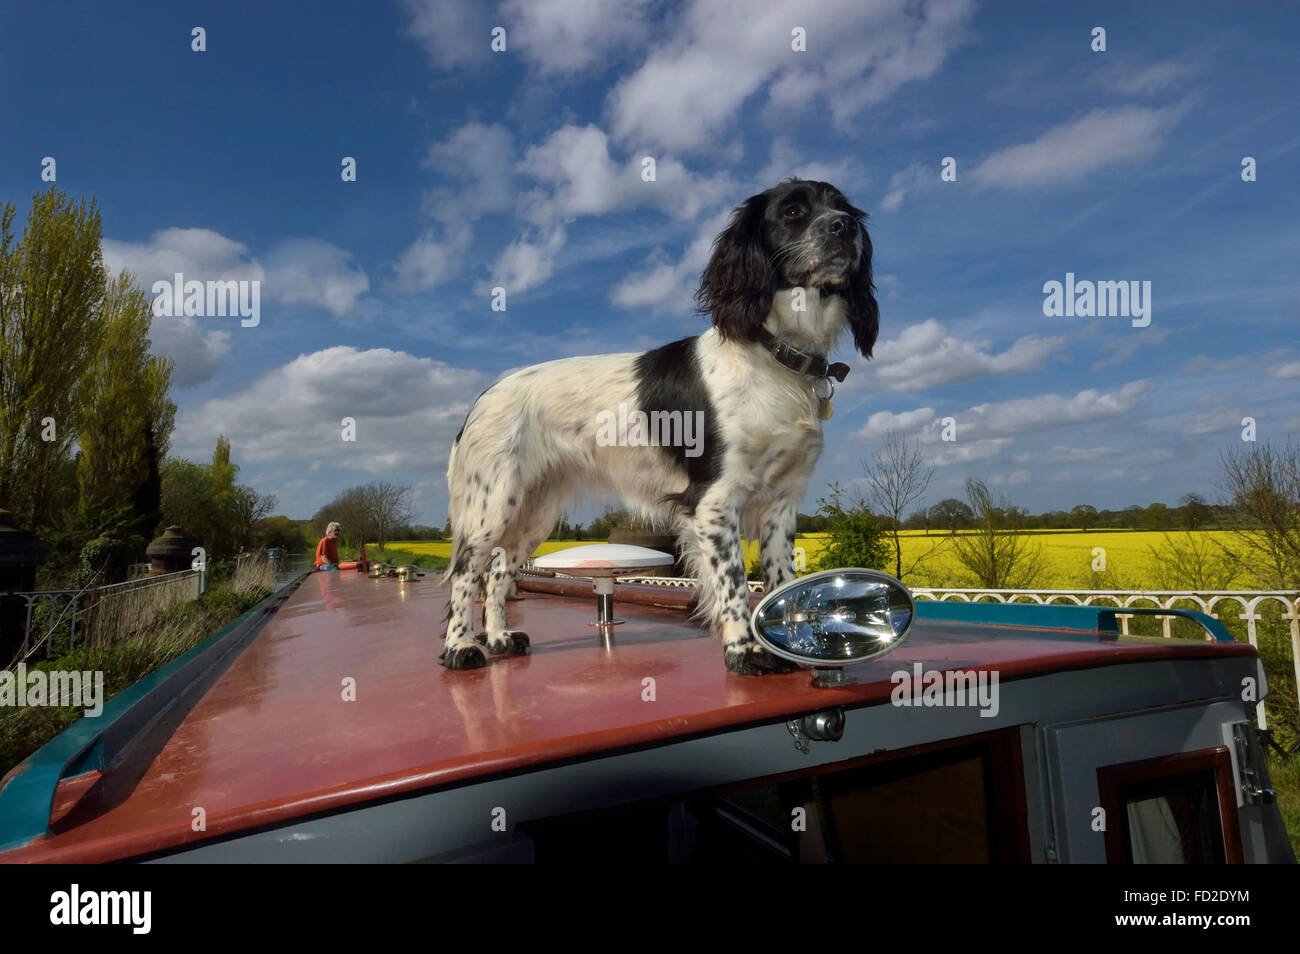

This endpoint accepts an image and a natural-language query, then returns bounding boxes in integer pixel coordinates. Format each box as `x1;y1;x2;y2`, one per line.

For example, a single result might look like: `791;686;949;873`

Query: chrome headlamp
750;568;915;685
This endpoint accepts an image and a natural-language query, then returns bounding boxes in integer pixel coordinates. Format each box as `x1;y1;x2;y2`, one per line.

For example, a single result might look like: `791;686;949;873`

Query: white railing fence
605;576;1300;740
910;588;1300;739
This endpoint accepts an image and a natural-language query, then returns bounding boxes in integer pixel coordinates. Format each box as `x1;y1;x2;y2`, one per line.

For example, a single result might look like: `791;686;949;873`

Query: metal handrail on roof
911;600;1234;643
593;575;1238;642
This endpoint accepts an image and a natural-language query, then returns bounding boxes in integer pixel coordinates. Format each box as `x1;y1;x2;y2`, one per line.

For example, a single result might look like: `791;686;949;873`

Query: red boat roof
0;569;1256;863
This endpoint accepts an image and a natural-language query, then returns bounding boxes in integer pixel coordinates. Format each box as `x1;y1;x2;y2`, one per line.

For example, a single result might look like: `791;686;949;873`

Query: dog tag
814;377;834;420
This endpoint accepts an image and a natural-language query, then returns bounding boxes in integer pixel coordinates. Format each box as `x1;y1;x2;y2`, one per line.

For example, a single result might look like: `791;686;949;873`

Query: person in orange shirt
315;521;341;570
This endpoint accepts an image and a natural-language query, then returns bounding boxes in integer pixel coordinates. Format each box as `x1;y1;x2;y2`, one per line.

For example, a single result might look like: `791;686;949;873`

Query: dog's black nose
827;213;855;238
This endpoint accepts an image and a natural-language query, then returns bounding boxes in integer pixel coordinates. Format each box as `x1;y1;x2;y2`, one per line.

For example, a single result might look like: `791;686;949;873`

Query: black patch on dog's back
634;336;724;515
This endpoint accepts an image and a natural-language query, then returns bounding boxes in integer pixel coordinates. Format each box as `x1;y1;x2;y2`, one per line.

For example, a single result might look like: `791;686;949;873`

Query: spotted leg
443;544;489;669
689;490;799;675
479;543;530;656
759;496;800;593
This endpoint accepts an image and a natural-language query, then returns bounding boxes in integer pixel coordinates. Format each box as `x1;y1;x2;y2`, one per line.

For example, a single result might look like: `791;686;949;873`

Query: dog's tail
440;437;462;586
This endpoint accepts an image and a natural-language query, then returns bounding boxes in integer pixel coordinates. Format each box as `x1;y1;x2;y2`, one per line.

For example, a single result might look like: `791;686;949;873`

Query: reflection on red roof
0;569;1255;863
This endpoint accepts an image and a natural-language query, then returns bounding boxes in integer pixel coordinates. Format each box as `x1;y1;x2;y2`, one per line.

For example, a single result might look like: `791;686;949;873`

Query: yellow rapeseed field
384;529;1248;590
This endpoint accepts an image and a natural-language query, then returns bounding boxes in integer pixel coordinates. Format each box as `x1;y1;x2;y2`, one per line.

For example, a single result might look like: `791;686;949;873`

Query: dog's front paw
724;641;801;675
441;643;487;669
484;631;530;656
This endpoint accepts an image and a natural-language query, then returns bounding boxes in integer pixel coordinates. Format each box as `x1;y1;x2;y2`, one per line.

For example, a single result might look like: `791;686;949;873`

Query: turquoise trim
914;599;1234;642
0;576;303;854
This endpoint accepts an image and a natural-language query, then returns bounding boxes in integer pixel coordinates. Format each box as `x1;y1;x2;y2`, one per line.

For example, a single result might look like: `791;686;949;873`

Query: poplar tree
0;192;106;529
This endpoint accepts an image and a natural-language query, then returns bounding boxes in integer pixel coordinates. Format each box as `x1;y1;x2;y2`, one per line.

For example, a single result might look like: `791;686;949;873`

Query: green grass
1268;755;1300;858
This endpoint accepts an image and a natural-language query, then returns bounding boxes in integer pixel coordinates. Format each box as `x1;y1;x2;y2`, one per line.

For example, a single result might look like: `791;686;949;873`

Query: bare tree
861;430;937;581
950;479;1045;589
312;487;374;549
1145;530;1241;591
1219;440;1300;588
360;481;415;548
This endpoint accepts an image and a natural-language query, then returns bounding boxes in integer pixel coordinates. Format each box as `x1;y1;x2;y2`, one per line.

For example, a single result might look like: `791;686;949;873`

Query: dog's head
696;178;878;358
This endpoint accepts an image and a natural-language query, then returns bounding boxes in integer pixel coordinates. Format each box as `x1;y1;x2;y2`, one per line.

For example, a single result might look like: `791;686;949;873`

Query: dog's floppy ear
696;193;772;342
845;218;880;358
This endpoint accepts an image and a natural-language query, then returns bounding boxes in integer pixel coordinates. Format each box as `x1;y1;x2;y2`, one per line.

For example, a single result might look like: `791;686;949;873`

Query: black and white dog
442;179;879;674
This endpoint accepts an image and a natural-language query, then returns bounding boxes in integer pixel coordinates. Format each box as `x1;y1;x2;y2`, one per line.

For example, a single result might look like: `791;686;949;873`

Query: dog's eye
783;205;806;218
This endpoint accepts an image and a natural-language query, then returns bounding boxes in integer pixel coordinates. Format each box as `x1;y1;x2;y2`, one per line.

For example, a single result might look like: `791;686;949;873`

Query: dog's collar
755;328;850;382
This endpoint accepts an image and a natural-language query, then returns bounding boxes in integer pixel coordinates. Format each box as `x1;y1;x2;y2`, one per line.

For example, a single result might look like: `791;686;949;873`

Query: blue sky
2;0;1297;525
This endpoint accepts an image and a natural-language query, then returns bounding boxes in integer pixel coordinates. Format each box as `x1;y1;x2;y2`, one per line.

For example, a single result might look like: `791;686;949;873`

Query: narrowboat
0;550;1293;864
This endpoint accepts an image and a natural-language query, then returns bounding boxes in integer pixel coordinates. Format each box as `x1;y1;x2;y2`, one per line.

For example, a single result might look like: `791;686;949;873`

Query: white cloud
484;226;567;294
104;228;364;383
991;470;1032;485
421;122;516;222
103;228;255;387
1091;326;1172;370
103;228;368;317
772;0;975;126
857;406;943;441
1093;56;1200;96
261;239;370;316
758;140;858;190
172;346;484;472
147;318;231;389
1269;360;1300;379
880;162;933;212
503;124;731;297
851;319;1063;392
611;207;731;312
965;381;1153;436
925;438;1013;468
1010;445;1121;465
969;106;1184;189
518;124;732;225
608;0;974;153
855;380;1154;449
611;257;691;312
401;0;492;69
391;225;473;293
1183;353;1259;375
1181;409;1242;436
103;227;264;287
502;0;654;76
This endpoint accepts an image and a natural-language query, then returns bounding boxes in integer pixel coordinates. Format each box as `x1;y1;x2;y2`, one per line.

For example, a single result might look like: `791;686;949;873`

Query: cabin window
518;728;1028;863
709;732;1028;863
1096;748;1242;864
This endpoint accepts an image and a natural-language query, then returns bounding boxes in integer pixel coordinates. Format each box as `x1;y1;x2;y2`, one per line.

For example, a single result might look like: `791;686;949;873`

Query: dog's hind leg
479;494;566;656
442;542;492;668
480;541;530;657
441;469;529;669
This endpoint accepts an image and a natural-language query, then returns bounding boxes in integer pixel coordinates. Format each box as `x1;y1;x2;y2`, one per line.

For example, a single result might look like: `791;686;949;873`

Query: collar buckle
757;328;849;382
